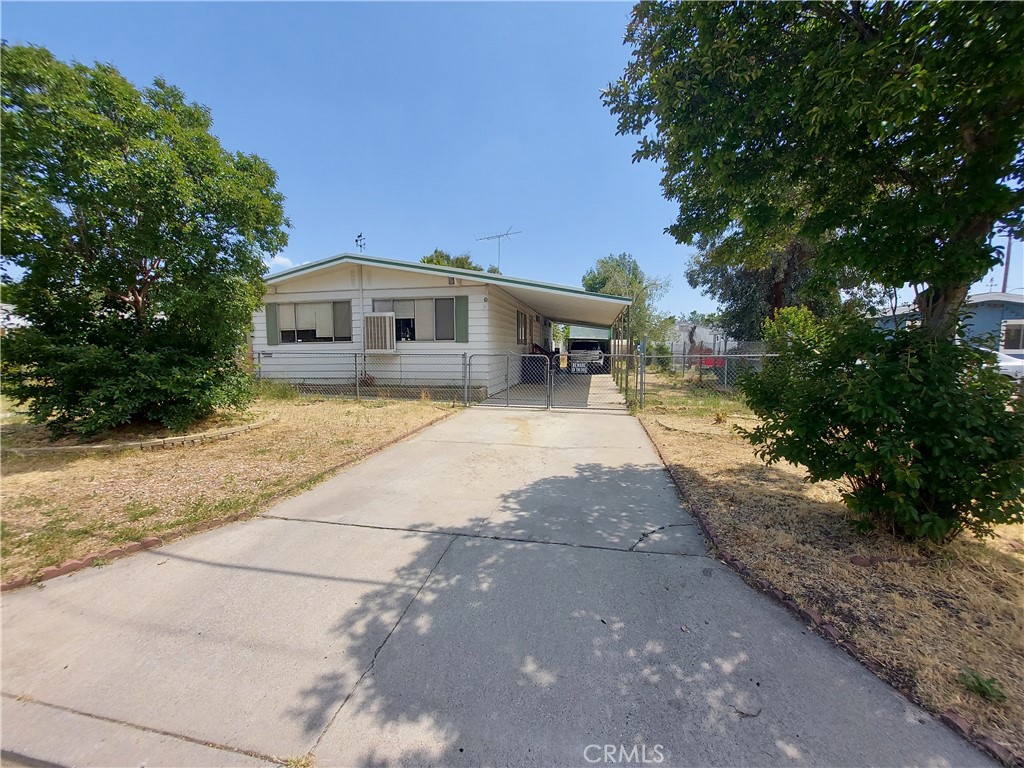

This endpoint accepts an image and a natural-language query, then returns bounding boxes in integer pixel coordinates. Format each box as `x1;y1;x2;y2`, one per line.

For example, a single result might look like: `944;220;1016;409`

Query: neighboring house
963;292;1024;358
879;292;1024;359
252;253;631;397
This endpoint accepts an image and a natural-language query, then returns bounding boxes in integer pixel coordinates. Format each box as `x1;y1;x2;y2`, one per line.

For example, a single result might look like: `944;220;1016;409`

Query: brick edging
1;406;459;595
3;416;280;456
637;416;1021;768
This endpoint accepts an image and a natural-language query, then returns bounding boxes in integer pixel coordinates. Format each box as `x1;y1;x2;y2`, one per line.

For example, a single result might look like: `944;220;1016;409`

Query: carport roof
268;253;632;327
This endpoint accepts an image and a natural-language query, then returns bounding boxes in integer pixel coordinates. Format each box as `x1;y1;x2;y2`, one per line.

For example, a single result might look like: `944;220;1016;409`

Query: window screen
333;302;352;341
434;298;455;341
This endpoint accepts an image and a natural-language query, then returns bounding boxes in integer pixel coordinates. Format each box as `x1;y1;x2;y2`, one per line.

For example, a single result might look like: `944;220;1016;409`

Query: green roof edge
266;253;632;305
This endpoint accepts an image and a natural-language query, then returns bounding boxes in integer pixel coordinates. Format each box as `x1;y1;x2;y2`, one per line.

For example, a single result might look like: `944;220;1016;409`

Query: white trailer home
252;253;630;401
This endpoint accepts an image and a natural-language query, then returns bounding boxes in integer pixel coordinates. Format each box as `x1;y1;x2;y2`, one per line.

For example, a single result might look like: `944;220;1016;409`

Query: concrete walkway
1;410;992;767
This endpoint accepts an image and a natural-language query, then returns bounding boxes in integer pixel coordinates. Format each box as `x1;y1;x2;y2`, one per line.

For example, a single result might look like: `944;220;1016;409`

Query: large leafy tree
583;253;672;346
604;2;1024;340
686;241;886;341
604;4;1024;542
1;45;289;436
421;249;489;272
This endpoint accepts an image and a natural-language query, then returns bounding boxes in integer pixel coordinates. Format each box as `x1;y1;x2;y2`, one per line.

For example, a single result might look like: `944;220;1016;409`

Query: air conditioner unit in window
364;312;397;353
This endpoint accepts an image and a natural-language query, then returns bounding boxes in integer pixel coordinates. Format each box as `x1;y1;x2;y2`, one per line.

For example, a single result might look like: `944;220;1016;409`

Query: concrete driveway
1;409;992;767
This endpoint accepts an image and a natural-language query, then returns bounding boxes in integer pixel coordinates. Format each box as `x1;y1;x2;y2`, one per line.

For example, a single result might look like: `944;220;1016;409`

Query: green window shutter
265;304;279;346
455;296;469;343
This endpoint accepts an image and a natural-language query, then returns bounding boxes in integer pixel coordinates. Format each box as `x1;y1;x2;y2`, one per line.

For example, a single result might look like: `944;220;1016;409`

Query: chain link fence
252;349;773;409
644;353;775;395
253;350;470;403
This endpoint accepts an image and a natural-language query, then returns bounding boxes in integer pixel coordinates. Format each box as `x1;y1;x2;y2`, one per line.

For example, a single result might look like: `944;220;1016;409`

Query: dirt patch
1;398;455;582
640;407;1024;760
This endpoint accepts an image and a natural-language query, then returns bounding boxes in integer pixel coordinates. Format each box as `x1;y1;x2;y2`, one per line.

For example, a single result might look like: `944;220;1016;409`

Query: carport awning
482;280;629;327
268;253;632;328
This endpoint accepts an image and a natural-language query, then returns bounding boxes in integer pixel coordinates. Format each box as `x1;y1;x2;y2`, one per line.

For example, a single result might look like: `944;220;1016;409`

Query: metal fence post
356;353;362;400
463;353;469;405
725;355;729;389
640;350;646;408
506;353;510;408
546;358;552;410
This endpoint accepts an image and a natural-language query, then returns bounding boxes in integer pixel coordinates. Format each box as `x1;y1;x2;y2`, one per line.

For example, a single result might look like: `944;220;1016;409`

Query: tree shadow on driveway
284;462;977;768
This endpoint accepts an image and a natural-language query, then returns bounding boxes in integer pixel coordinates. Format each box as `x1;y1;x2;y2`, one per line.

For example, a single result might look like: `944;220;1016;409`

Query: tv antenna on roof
476;227;521;273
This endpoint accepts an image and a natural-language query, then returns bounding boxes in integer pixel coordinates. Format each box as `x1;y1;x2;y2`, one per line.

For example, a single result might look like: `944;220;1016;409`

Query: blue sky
3;2;1018;315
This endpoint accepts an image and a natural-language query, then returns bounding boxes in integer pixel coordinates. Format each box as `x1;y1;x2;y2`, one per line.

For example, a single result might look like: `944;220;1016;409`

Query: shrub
738;308;1024;543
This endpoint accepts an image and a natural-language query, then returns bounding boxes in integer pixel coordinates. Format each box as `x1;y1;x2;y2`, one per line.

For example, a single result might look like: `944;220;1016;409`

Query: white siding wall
476;286;554;395
253;264;494;391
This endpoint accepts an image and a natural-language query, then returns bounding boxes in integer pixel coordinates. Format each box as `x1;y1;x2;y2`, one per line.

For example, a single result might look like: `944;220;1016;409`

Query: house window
1003;320;1024;352
278;301;351;343
517;310;527;345
373;298;456;341
434;298;456;341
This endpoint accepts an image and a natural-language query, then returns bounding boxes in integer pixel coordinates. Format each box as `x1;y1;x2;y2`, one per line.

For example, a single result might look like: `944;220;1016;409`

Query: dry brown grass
641;406;1024;759
0;397;454;582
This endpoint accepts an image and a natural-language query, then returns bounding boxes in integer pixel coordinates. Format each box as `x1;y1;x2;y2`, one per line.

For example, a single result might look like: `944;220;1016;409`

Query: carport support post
626;308;633;404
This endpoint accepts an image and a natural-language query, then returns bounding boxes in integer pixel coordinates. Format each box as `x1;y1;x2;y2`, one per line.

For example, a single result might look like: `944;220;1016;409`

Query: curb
2;416;280;456
0;520;245;593
637;416;1021;768
1;406;459;594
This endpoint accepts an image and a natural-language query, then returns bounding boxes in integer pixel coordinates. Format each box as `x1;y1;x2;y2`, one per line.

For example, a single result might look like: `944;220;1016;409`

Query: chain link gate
464;351;637;411
550;352;633;410
468;353;552;408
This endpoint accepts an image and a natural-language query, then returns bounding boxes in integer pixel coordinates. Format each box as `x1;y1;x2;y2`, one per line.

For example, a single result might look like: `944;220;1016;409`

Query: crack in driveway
628;523;697;552
261;514;704;558
310;535;459;755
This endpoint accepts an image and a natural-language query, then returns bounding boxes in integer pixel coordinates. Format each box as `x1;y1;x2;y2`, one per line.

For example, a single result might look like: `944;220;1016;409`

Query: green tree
686;241;885;341
0;45;289;436
684;310;722;328
605;2;1024;340
583;253;672;346
421;249;483;271
604;3;1024;542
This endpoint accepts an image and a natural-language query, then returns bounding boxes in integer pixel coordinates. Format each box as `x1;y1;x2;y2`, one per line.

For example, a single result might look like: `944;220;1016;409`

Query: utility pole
355;233;366;253
476;227;521;273
1002;230;1012;294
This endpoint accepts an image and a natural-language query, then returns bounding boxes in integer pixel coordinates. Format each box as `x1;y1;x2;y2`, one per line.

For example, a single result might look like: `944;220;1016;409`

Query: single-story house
963;292;1024;358
252;253;631;398
879;291;1024;359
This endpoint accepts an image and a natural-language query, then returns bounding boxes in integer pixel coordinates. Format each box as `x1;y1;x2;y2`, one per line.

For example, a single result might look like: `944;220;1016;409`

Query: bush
1;327;256;436
738;308;1024;543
